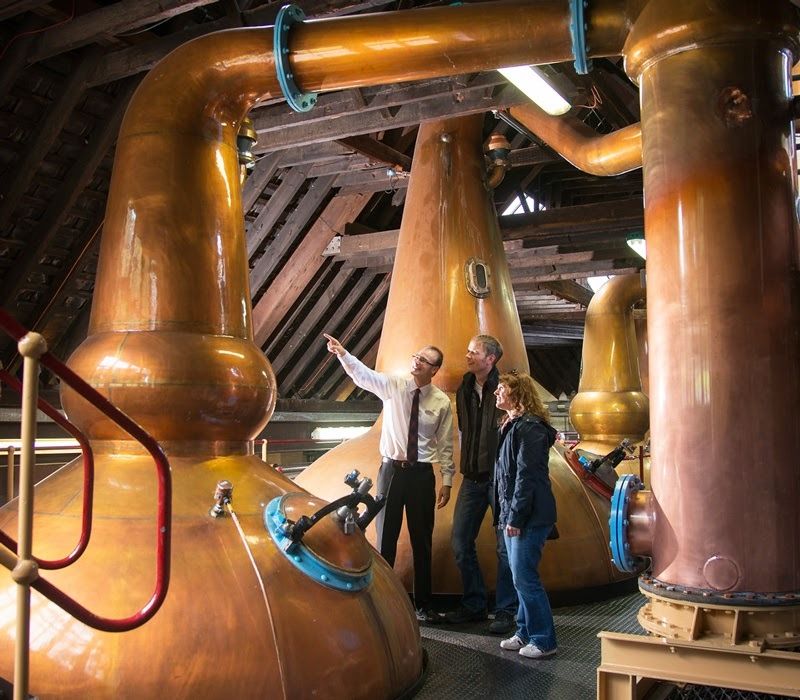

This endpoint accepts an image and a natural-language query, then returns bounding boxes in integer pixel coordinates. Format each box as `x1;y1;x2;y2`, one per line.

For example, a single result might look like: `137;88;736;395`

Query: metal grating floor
417;593;798;700
417;592;644;699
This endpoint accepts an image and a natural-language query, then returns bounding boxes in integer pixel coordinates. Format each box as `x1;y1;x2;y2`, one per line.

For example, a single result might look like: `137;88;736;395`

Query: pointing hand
323;333;345;357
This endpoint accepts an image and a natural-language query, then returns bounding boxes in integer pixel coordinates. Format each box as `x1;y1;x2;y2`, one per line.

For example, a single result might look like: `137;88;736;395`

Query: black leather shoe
444;606;488;624
415;607;442;624
489;610;516;635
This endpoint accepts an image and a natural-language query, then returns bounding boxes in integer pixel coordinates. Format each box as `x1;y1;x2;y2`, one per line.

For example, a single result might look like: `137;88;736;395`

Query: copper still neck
569;274;648;453
376;115;528;390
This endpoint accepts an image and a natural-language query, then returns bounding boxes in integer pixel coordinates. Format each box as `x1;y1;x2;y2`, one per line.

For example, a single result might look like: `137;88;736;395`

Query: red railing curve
0;307;172;632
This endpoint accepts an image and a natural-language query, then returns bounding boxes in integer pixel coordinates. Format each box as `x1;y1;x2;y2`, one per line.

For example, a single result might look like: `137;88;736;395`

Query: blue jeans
451;476;516;614
504;524;557;651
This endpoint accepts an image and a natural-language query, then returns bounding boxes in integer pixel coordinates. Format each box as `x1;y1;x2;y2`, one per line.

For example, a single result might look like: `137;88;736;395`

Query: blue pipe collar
273;4;318;113
264;496;372;592
609;474;644;573
569;0;593;75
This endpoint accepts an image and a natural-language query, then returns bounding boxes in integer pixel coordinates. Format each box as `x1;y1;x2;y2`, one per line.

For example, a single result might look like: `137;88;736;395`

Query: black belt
382;458;432;470
464;472;491;483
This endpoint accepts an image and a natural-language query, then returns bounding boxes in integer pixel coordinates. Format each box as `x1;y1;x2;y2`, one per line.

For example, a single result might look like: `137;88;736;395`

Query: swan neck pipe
508;103;642;176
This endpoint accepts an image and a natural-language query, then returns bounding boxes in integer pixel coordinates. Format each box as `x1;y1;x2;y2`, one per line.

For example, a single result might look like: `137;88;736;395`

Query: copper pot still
298;114;628;595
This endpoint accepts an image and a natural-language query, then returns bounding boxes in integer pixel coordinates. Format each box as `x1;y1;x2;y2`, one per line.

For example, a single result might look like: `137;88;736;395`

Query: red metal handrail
0;368;94;570
0;307;172;632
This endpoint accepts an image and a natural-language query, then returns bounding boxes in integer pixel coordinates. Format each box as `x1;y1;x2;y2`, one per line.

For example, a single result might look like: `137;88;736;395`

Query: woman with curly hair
493;371;558;659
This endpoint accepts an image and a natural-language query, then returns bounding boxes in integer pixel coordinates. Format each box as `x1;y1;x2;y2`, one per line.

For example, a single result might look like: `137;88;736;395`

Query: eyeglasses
412;353;439;367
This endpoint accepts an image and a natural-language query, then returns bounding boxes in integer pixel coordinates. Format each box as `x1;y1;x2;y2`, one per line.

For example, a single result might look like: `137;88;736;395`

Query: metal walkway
418;592;644;699
417;593;797;700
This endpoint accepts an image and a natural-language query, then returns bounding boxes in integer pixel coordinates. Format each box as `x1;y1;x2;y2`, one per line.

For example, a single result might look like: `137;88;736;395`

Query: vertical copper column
626;0;800;595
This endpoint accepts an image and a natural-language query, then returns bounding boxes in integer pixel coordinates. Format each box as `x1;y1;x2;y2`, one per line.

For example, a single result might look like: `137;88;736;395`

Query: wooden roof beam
253;83;526;153
252;192;372;346
0;80;138;318
270;267;369;377
277;270;382;392
0;50;97;234
30;0;220;64
296;274;390;397
249;174;336;295
245;167;309;258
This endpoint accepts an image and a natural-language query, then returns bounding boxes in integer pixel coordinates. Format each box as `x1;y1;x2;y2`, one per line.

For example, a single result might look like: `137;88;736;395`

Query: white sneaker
519;643;557;659
499;634;525;650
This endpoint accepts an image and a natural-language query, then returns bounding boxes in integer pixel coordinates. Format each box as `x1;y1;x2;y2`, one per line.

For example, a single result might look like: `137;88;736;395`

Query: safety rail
0;368;94;570
0;307;173;700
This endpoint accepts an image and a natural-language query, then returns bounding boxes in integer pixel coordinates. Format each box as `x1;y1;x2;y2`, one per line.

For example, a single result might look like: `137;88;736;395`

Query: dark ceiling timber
0;0;647;401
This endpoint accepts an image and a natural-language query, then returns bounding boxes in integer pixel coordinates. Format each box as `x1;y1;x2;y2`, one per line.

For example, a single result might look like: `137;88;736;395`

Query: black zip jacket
456;368;503;479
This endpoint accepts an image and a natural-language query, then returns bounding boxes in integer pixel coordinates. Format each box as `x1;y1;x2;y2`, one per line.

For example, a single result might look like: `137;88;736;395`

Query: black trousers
375;460;435;609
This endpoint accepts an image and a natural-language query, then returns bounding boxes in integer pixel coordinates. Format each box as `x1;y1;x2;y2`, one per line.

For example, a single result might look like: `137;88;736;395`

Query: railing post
261;439;268;463
13;332;47;700
5;445;13;504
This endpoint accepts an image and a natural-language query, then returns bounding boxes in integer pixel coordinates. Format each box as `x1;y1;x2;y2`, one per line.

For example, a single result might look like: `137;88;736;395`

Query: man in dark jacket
445;335;517;634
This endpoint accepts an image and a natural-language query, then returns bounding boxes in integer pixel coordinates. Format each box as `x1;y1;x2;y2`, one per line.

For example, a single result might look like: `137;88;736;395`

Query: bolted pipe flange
273;4;318;113
569;0;592;75
609;473;645;573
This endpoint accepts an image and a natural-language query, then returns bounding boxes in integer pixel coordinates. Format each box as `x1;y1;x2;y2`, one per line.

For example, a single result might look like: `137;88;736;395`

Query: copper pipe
570;274;648;454
508;102;642;176
290;0;631;93
627;0;800;594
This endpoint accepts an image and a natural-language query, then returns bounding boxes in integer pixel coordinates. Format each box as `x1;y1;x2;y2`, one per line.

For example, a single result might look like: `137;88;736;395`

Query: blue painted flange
264;496;372;592
609;473;643;573
569;0;593;75
273;4;318;113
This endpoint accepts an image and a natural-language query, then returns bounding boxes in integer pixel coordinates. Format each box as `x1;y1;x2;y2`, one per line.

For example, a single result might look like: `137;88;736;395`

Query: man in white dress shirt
324;333;454;623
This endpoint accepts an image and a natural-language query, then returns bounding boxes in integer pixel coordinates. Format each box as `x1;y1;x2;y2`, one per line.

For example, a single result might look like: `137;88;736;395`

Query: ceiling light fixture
626;233;647;260
498;65;571;116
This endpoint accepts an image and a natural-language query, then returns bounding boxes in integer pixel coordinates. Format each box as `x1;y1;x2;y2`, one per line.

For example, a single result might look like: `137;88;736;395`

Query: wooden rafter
0;79;138;314
252;191;372;346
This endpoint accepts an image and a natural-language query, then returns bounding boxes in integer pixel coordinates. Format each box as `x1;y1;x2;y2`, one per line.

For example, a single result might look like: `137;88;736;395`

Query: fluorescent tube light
499;65;570;116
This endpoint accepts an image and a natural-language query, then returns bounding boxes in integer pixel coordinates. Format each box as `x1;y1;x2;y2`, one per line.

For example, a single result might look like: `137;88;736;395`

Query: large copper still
298;114;628;594
0;2;633;696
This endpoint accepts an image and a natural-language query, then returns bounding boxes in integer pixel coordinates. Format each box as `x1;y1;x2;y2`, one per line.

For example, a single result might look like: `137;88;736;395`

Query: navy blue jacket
494;415;557;529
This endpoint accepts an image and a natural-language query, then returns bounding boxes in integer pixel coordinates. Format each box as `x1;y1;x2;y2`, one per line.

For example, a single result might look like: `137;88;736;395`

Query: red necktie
406;388;420;463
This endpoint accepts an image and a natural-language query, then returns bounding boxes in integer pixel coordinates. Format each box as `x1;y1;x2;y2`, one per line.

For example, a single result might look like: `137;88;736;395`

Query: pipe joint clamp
569;0;593;75
609;473;644;573
273;4;318;113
